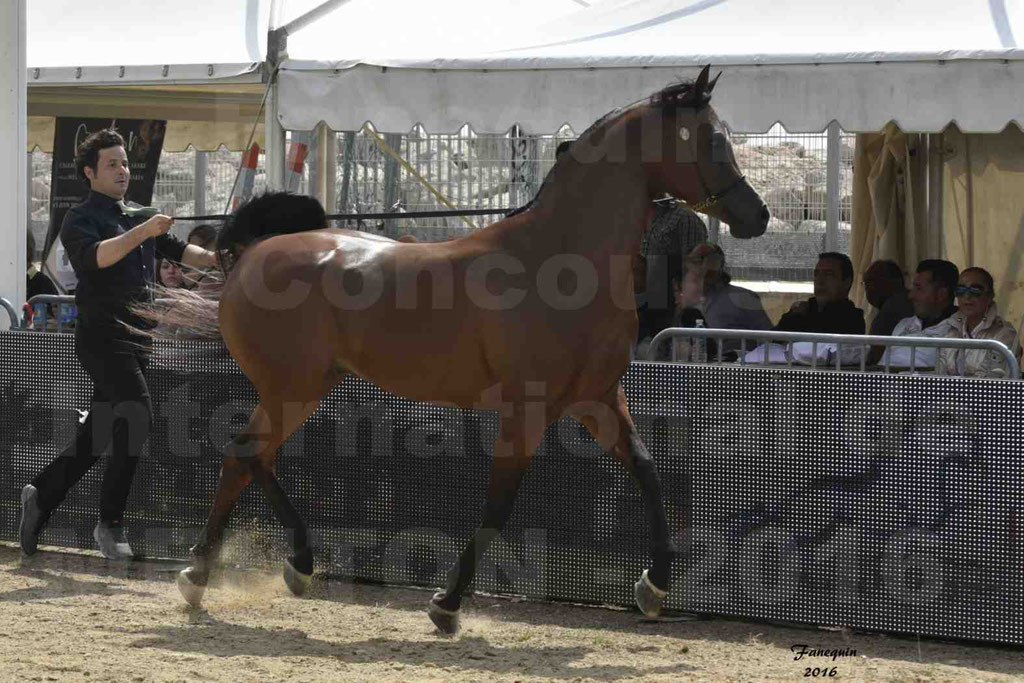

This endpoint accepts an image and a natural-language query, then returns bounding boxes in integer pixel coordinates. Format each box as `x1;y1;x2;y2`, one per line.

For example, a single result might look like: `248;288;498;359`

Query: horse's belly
349;358;492;408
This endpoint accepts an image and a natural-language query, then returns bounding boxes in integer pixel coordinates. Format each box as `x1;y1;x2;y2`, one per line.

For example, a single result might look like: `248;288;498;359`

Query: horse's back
219;229;497;403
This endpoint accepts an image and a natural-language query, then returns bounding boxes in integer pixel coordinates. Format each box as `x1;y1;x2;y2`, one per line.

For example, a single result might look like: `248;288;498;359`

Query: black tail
131;192;328;344
217;191;328;272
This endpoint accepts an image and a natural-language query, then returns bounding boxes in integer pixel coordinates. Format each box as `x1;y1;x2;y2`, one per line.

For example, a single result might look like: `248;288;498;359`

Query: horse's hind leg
577;384;676;618
251;460;314;596
177;451;255;607
428;407;544;634
177;398;319;606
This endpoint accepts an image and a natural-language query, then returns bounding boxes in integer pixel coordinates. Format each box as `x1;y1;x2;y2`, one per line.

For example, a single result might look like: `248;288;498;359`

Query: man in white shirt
881;259;959;368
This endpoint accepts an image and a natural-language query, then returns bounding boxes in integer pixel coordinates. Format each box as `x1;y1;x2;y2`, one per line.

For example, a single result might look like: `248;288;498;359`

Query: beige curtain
942;126;1024;334
850;123;929;310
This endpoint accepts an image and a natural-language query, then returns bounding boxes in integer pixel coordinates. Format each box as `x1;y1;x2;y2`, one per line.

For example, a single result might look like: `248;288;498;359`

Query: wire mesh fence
330;124;854;281
720;125;855;281
333;125;574;240
28;124;853;282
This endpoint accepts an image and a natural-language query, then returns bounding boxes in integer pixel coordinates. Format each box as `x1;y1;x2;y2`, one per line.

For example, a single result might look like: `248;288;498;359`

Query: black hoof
177;567;208;607
283;557;313;596
428;591;460;635
634;569;668;618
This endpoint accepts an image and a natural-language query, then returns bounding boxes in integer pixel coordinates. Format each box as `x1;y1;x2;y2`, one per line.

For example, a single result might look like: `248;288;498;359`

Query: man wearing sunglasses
936;267;1021;378
882;259;960;368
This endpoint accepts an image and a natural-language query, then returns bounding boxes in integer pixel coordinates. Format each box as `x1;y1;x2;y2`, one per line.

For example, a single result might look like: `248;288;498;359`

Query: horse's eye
678;127;690;141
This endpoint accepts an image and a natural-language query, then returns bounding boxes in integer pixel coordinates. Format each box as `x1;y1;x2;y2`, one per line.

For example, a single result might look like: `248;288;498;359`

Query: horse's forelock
652;80;711;110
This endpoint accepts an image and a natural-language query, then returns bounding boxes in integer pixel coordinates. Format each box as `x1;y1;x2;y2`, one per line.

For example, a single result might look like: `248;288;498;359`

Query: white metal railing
22;294;78;332
0;296;19;329
20;294;185;333
647;327;1021;379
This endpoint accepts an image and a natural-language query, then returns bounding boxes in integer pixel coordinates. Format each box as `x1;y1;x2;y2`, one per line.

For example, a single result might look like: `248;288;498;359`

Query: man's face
813;257;850;304
84;145;129;199
862;263;893;309
909;271;947;319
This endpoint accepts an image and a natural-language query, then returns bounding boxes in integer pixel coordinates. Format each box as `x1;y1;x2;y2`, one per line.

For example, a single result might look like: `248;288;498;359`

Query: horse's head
640;66;769;239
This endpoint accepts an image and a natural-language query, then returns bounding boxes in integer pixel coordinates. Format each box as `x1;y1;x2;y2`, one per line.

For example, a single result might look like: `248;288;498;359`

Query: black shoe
94;521;133;560
19;485;50;556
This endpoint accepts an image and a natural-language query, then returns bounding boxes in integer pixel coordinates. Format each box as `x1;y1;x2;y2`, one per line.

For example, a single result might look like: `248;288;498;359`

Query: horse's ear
695;64;711;94
707;70;722;93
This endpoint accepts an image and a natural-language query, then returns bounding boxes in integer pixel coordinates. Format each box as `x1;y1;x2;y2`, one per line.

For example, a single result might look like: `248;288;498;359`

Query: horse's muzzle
724;180;770;239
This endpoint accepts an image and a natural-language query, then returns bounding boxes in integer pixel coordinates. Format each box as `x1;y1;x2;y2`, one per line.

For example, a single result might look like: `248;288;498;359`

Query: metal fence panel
1;332;1021;644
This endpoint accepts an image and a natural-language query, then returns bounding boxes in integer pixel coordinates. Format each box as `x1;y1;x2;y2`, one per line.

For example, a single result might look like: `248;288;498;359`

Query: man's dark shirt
919;304;958;330
60;191;186;337
775;297;866;335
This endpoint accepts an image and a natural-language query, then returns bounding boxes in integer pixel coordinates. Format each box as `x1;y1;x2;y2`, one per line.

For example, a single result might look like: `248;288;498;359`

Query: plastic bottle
692;318;708;363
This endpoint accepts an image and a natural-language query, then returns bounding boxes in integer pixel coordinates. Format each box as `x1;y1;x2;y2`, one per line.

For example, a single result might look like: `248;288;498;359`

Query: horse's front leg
428;407;543;634
578;384;677;617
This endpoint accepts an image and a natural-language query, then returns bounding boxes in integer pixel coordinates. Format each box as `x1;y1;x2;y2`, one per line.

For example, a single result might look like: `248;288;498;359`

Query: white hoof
634;569;668;618
428;592;460;635
177;568;207;608
283;558;313;596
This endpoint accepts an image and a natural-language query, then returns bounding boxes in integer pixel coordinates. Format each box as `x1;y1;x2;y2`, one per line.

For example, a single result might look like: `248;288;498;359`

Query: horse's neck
520;156;650;260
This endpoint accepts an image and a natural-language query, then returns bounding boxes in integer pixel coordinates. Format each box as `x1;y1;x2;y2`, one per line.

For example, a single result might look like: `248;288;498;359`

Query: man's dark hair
187;223;218;248
818;251;854;281
870;259;905;286
916;259;959;302
960;266;995;295
75;129;126;183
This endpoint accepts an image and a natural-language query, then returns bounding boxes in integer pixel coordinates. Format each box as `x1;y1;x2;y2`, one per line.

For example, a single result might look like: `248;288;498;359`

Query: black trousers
31;326;153;524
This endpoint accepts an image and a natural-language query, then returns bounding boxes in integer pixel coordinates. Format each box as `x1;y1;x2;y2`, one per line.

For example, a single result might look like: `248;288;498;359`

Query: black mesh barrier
1;331;1022;644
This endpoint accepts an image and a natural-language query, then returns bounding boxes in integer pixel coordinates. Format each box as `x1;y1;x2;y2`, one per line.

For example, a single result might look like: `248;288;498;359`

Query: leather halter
666;103;746;215
685;173;747;214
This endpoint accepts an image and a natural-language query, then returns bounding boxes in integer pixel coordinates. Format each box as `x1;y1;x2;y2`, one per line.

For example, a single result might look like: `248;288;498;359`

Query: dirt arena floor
2;543;1023;683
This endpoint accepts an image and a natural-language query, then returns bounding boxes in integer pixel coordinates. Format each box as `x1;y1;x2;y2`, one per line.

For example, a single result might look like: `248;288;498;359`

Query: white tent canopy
24;1;274;152
27;0;269;84
279;0;1024;134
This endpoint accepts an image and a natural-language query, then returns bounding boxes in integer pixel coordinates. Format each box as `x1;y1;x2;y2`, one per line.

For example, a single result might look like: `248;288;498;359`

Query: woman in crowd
936;267;1021;377
157;257;185;289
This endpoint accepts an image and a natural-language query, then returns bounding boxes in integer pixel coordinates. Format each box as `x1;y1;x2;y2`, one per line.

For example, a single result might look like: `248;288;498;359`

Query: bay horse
151;65;769;633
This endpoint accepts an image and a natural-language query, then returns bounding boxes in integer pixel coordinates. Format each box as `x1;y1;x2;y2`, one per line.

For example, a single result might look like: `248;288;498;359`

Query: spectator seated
775;252;865;335
880;259;959;369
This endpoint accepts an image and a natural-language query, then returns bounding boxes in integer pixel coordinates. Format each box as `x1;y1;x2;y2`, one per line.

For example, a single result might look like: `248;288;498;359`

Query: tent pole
280;0;355;37
264;16;287;193
825;121;841;252
927;133;944;258
324;126;337;220
194;150;208;218
264;77;286;192
0;0;27;327
965;136;974;266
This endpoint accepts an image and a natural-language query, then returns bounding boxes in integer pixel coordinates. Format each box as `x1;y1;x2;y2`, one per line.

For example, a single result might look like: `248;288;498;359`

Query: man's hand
789;300;811;316
140;214;174;238
96;214;174;269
